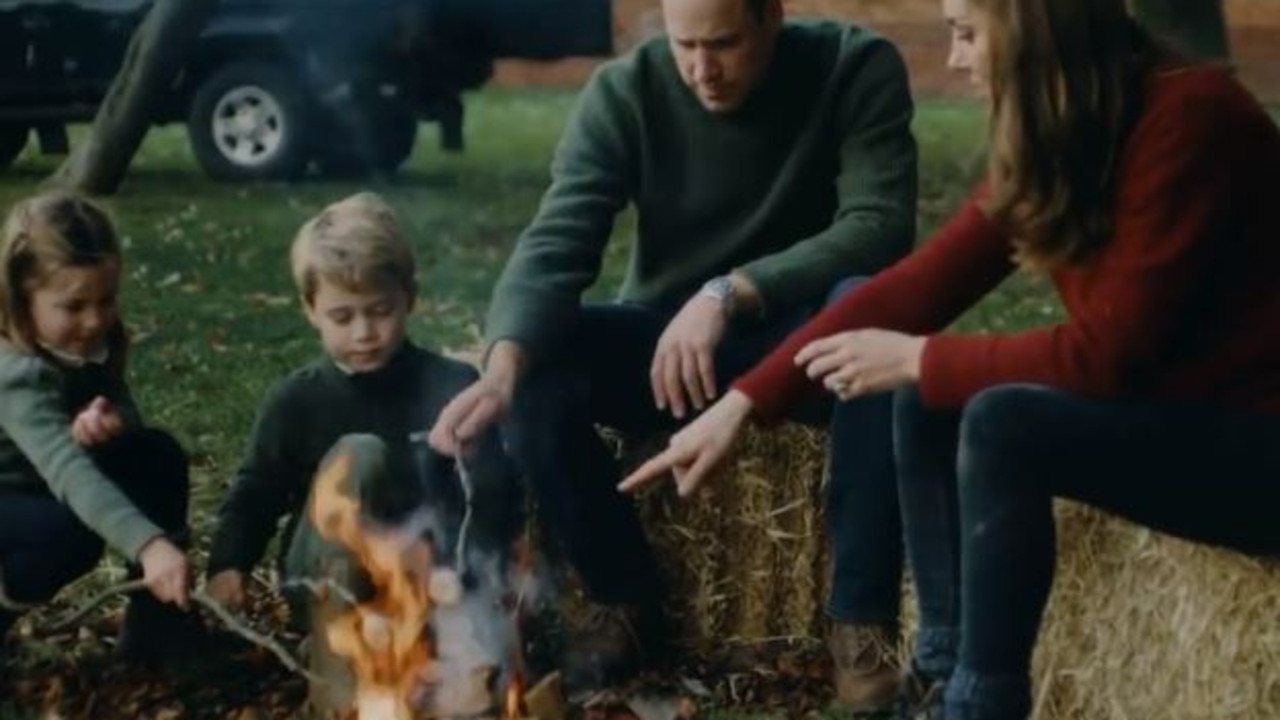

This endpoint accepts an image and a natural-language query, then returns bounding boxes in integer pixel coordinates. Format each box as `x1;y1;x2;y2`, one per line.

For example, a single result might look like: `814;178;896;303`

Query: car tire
187;62;311;182
316;104;418;178
0;124;29;168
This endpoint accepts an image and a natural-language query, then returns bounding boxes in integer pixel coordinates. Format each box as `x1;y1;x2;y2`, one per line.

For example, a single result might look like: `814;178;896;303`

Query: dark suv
0;0;611;180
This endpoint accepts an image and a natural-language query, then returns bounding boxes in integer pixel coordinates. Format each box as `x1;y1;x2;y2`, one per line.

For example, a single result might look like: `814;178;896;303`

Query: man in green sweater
430;0;917;704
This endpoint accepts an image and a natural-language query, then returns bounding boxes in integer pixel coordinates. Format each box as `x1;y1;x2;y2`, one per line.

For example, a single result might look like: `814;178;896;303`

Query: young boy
204;192;521;621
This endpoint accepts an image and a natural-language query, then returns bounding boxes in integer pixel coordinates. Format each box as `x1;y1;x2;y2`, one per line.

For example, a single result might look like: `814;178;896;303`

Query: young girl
621;0;1280;718
0;191;198;664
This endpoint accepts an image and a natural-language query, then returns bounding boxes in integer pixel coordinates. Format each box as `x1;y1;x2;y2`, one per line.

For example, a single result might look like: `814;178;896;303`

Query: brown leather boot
828;622;900;713
561;600;669;694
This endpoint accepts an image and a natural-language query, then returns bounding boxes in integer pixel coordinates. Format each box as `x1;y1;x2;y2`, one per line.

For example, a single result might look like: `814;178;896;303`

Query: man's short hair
290;192;417;303
746;0;768;20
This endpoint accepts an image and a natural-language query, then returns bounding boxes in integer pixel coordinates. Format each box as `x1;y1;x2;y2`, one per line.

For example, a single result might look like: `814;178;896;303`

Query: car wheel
187;62;311;181
0;124;29;168
316;104;418;178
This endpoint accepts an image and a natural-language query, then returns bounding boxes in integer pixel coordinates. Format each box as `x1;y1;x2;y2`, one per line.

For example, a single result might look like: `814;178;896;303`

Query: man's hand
138;537;191;609
651;295;728;419
204;569;247;612
794;329;926;400
429;340;524;457
71;396;124;447
619;389;754;497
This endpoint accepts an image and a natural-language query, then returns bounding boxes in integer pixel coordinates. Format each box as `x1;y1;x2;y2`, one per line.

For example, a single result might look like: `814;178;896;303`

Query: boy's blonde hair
0;190;127;362
290;192;416;304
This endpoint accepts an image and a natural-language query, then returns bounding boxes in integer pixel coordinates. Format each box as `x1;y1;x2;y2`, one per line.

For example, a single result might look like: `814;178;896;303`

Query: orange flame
504;672;524;720
311;453;436;720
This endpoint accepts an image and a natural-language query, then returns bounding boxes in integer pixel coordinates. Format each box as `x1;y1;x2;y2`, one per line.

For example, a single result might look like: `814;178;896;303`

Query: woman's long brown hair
974;0;1162;271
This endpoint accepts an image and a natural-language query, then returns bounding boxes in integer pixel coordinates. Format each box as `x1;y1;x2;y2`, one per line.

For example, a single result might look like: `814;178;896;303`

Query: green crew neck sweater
485;20;917;357
0;341;159;561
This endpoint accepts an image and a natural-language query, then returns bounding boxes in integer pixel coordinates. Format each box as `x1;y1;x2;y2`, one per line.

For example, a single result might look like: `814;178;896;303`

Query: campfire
307;451;544;720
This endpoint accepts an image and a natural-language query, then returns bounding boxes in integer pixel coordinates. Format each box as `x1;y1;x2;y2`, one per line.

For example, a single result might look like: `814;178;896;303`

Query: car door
0;0;53;103
44;0;152;105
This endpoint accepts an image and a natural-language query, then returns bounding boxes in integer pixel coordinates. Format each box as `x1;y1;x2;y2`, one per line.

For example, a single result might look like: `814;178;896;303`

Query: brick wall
494;0;1280;102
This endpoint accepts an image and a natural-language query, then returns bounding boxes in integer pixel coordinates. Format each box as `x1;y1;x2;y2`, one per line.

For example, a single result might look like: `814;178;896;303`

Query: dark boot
115;589;210;667
896;663;947;720
561;598;670;694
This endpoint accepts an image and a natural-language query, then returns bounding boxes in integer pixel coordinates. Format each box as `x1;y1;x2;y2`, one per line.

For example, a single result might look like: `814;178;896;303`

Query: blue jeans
504;280;902;625
895;384;1280;720
0;428;190;605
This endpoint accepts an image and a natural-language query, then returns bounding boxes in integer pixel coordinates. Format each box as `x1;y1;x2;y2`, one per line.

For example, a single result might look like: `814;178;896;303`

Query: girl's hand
618;390;754;497
71;396;124;446
138;537;191;609
794;329;926;400
204;569;247;612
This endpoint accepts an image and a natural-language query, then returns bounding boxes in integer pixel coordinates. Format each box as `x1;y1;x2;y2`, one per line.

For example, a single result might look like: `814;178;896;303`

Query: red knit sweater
734;66;1280;418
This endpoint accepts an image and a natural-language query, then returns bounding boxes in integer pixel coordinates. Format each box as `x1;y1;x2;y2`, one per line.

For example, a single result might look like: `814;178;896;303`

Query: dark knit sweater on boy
206;342;518;575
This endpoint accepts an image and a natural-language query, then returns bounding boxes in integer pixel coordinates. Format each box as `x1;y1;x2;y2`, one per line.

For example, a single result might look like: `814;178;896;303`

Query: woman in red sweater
621;0;1280;718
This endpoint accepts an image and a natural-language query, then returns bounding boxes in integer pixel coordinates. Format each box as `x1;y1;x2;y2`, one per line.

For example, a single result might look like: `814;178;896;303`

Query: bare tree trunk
48;0;219;195
1131;0;1231;62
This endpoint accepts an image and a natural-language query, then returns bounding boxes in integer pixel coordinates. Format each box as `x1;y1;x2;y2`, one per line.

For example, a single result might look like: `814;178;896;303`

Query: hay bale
629;424;832;654
630;423;1280;720
1034;503;1280;720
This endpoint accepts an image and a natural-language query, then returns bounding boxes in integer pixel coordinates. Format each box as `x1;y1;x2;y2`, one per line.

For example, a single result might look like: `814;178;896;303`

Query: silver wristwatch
699;275;737;319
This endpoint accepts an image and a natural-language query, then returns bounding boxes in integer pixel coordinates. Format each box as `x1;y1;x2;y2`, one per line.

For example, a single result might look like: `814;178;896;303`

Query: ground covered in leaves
1;585;856;720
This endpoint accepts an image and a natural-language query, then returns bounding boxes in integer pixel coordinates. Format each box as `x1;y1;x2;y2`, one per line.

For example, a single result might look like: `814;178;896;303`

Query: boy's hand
138;537;191;609
204;569;247;612
71;396;124;447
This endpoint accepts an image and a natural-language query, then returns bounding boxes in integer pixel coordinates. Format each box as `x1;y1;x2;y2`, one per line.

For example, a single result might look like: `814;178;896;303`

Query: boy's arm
206;384;306;576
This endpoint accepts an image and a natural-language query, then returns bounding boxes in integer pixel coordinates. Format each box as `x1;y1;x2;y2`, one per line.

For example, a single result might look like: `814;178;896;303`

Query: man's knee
503;368;581;460
825;275;872;305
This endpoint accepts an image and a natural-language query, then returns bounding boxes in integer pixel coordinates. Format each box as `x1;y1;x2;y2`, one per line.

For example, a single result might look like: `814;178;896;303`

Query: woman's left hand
618;389;754;497
795;329;926;401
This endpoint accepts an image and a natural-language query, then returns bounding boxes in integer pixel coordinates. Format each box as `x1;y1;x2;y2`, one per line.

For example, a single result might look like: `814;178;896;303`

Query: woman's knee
956;384;1061;495
958;384;1059;454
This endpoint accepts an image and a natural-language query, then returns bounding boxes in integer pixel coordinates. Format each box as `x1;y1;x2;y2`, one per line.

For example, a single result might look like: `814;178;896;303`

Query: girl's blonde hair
974;0;1162;271
0;191;127;366
290;192;416;304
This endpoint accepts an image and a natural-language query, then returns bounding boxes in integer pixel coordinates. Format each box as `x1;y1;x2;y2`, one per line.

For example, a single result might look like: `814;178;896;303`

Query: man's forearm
483;339;528;394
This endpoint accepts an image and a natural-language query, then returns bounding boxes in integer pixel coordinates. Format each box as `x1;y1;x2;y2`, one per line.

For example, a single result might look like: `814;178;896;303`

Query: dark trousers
504;283;903;624
0;428;190;605
895;383;1280;720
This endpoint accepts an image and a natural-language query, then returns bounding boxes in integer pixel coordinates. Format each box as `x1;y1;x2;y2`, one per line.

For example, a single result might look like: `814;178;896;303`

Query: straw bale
625;423;1280;720
626;424;833;654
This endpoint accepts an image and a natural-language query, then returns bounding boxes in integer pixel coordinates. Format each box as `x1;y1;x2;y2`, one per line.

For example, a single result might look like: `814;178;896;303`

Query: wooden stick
46;579;148;632
44;578;325;685
189;588;325;684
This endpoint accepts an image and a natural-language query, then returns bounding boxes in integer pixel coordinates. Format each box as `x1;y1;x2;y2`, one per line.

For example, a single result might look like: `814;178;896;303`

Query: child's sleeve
0;357;164;560
206;382;306;575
